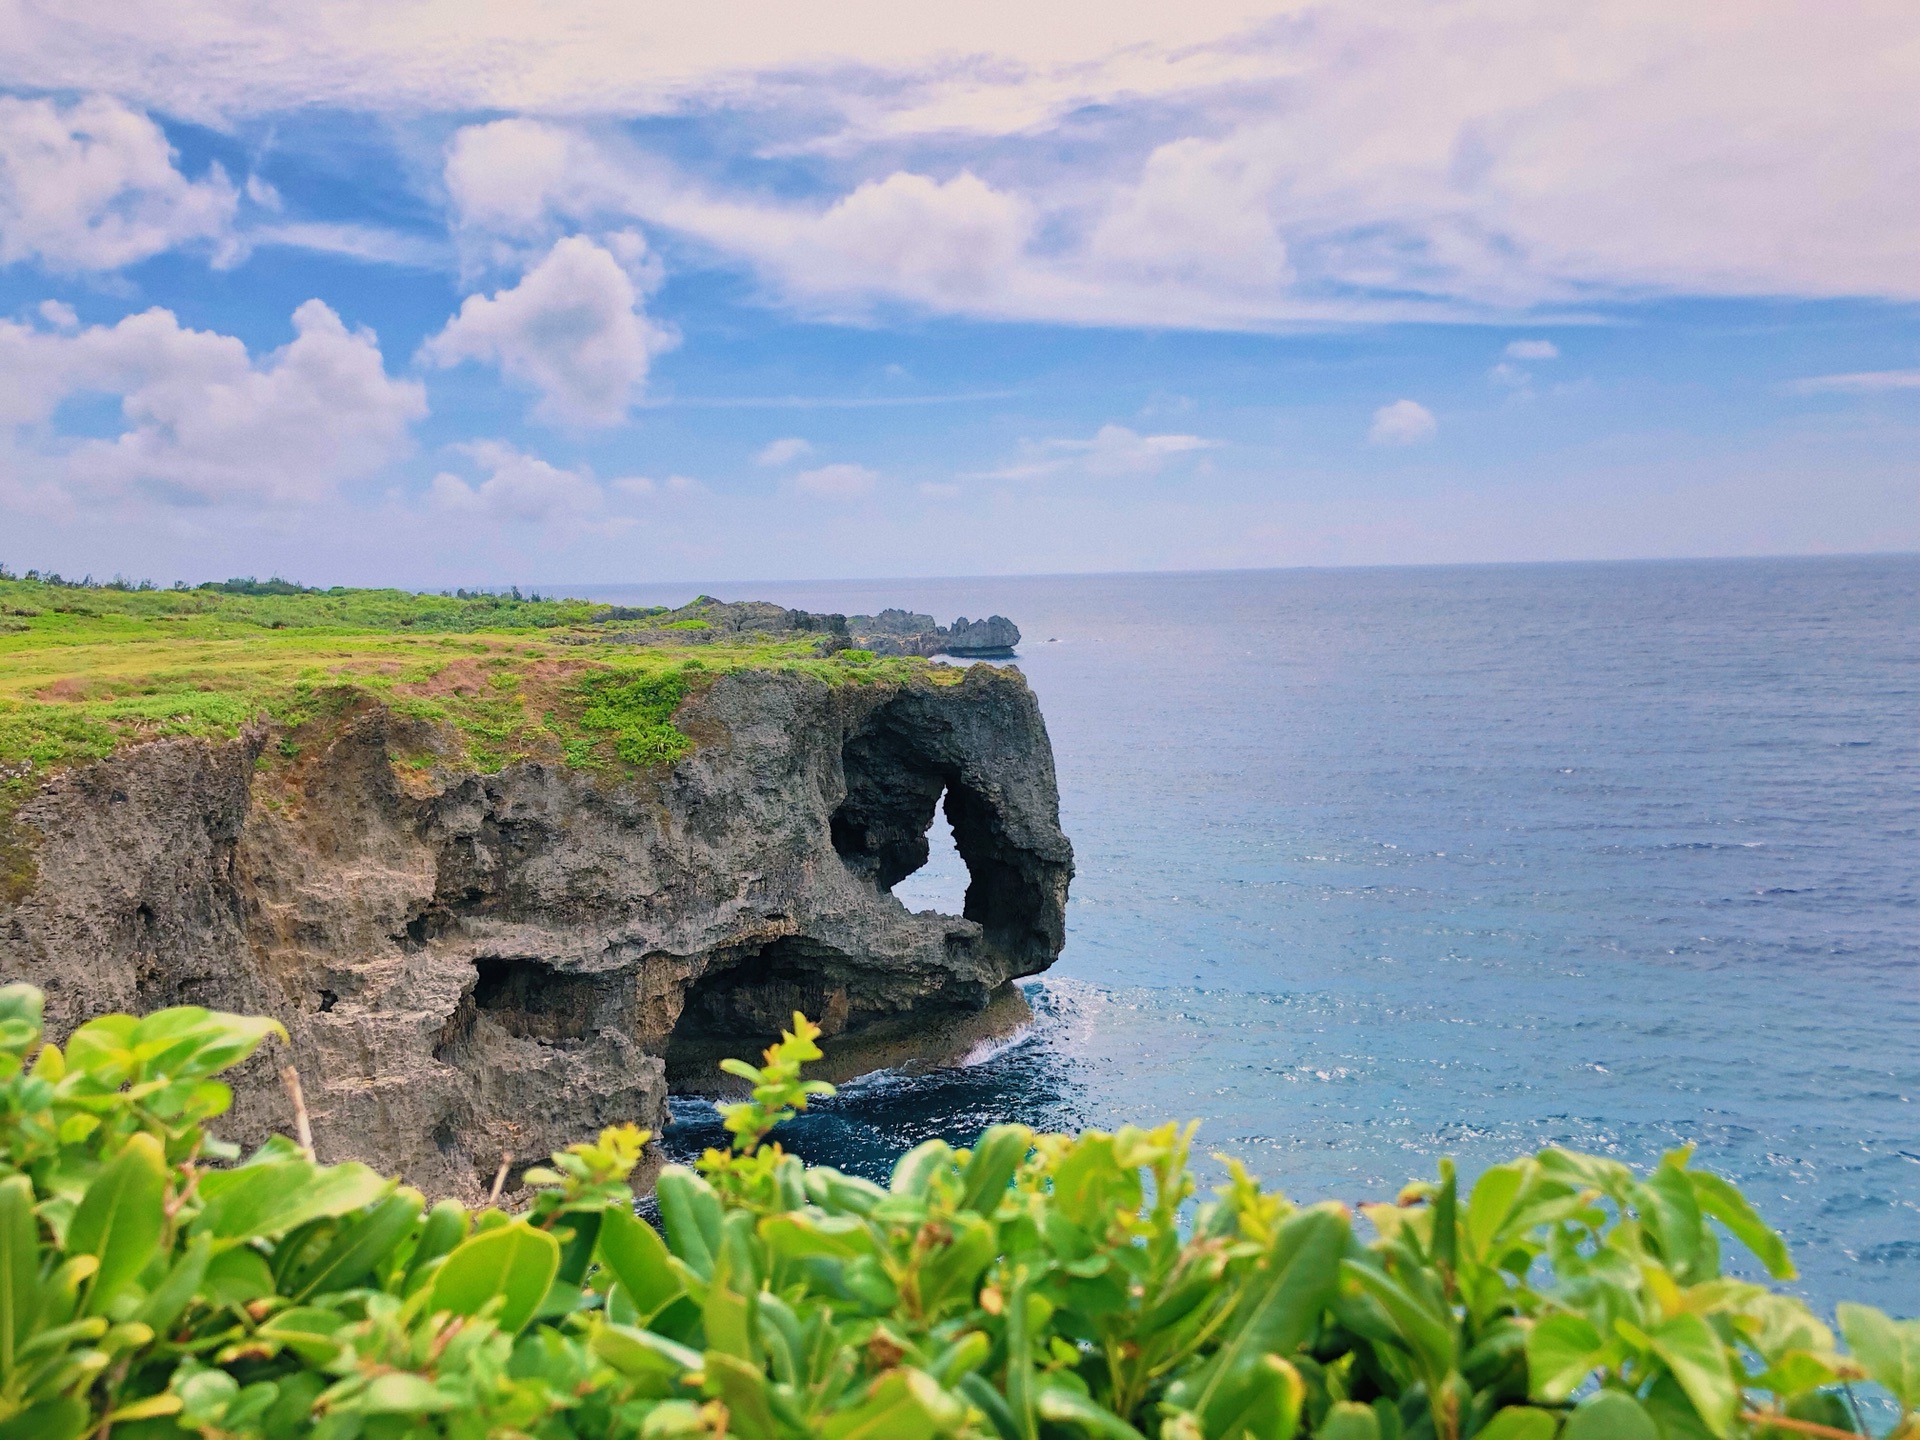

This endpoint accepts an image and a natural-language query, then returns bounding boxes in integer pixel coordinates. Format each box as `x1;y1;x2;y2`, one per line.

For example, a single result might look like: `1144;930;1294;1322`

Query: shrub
0;987;1912;1439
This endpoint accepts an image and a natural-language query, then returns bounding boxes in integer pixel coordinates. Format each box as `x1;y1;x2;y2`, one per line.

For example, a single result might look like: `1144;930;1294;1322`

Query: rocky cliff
0;664;1071;1198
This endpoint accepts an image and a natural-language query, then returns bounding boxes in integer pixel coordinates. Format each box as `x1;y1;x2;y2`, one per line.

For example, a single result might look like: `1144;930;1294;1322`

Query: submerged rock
0;665;1071;1197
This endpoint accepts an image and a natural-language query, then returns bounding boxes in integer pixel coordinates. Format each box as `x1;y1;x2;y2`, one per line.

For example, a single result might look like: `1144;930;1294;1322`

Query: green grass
0;577;955;806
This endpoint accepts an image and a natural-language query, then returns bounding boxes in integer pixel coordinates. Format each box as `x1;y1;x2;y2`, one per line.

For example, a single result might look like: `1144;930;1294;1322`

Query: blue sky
1;3;1915;587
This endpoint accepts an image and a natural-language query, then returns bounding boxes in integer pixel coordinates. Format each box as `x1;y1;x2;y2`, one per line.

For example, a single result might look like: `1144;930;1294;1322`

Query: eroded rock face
0;665;1071;1198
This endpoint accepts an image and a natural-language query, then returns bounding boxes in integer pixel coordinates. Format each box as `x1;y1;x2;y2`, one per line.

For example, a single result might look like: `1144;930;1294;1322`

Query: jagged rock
940;616;1021;656
0;666;1071;1198
846;612;1021;659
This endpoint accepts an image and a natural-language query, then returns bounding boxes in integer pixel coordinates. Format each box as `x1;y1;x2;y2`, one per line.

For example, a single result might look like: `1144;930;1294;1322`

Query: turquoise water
593;556;1919;1314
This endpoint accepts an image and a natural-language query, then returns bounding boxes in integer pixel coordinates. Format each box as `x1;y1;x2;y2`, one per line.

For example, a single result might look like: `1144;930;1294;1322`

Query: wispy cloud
1783;369;1920;395
974;424;1218;481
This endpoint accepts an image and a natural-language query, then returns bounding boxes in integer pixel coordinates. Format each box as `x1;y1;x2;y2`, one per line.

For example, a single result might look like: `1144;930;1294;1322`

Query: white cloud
1505;340;1559;360
0;299;424;503
421;235;674;425
1784;369;1920;395
0;95;237;271
7;5;1917;322
430;440;612;524
794;462;877;499
755;436;811;466
1369;400;1438;446
1488;362;1531;390
612;472;702;497
978;423;1217;481
38;299;78;330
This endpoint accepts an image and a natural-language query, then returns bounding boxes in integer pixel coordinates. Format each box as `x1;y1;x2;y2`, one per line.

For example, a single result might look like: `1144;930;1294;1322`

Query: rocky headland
0;579;1069;1199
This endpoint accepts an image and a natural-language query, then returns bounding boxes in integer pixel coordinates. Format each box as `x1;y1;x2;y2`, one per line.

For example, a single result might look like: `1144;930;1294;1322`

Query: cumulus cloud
1369;400;1438;446
421;235;674;425
793;462;877;499
390;0;1920;326
0;95;238;271
0;299;423;503
978;424;1217;481
1783;369;1920;395
1506;340;1560;360
8;4;1917;322
755;436;811;466
429;440;612;524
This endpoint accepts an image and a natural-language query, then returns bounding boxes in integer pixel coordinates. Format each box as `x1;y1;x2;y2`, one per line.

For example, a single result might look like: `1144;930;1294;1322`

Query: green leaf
959;1125;1032;1216
429;1220;559;1332
1688;1171;1794;1279
1317;1401;1381;1440
592;1322;703;1380
597;1205;683;1317
69;1131;167;1315
655;1166;722;1280
1473;1408;1557;1440
1464;1162;1529;1260
1339;1258;1455;1381
822;1367;967;1440
1837;1303;1920;1411
703;1351;781;1440
1563;1389;1659;1440
1200;1354;1304;1440
1526;1313;1609;1402
203;1246;275;1307
358;1372;456;1415
0;1175;40;1377
1647;1313;1738;1438
1192;1204;1349;1421
1035;1385;1149;1439
289;1190;422;1300
402;1198;469;1291
1635;1163;1708;1282
0;1396;87;1440
193;1159;388;1240
137;1231;211;1334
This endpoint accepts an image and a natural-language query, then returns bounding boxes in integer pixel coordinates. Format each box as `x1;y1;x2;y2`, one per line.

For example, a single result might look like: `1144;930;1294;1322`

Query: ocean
584;555;1918;1314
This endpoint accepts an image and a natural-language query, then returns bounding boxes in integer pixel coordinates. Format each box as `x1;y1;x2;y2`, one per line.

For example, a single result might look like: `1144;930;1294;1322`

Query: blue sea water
586;555;1919;1315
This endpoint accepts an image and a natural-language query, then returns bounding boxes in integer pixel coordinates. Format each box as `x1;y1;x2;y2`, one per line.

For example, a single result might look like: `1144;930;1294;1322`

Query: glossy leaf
0;1174;38;1375
68;1131;167;1315
429;1221;560;1332
1837;1302;1920;1411
1563;1389;1660;1440
597;1203;682;1317
1647;1313;1739;1438
192;1159;387;1240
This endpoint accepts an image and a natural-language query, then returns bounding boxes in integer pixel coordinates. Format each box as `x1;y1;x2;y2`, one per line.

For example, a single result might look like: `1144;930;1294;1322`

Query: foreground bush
0;988;1912;1439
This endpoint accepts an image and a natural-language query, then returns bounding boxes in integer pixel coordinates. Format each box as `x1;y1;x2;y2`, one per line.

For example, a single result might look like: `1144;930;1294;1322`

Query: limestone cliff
0;664;1071;1197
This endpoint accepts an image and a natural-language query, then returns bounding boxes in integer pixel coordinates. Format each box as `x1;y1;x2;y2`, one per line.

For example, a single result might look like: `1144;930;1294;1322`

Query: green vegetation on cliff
0;990;1914;1440
0;574;947;783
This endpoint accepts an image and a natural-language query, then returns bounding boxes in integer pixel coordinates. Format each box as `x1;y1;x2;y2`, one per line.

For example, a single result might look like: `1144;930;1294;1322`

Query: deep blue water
584;556;1919;1314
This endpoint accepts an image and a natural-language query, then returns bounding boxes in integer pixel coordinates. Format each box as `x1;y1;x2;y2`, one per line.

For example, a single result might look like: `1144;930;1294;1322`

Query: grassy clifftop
0;576;948;789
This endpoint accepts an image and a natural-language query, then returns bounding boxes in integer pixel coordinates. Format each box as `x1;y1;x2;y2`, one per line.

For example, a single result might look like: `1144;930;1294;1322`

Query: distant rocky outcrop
0;664;1071;1199
846;610;1020;658
567;597;1021;659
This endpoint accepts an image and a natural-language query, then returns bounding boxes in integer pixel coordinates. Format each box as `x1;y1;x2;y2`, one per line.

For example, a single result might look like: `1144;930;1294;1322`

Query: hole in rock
666;937;852;1092
467;957;604;1043
888;790;969;915
829;699;1053;970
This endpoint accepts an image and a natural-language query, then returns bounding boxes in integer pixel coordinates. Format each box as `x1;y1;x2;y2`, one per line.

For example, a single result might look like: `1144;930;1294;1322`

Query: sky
0;1;1915;588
